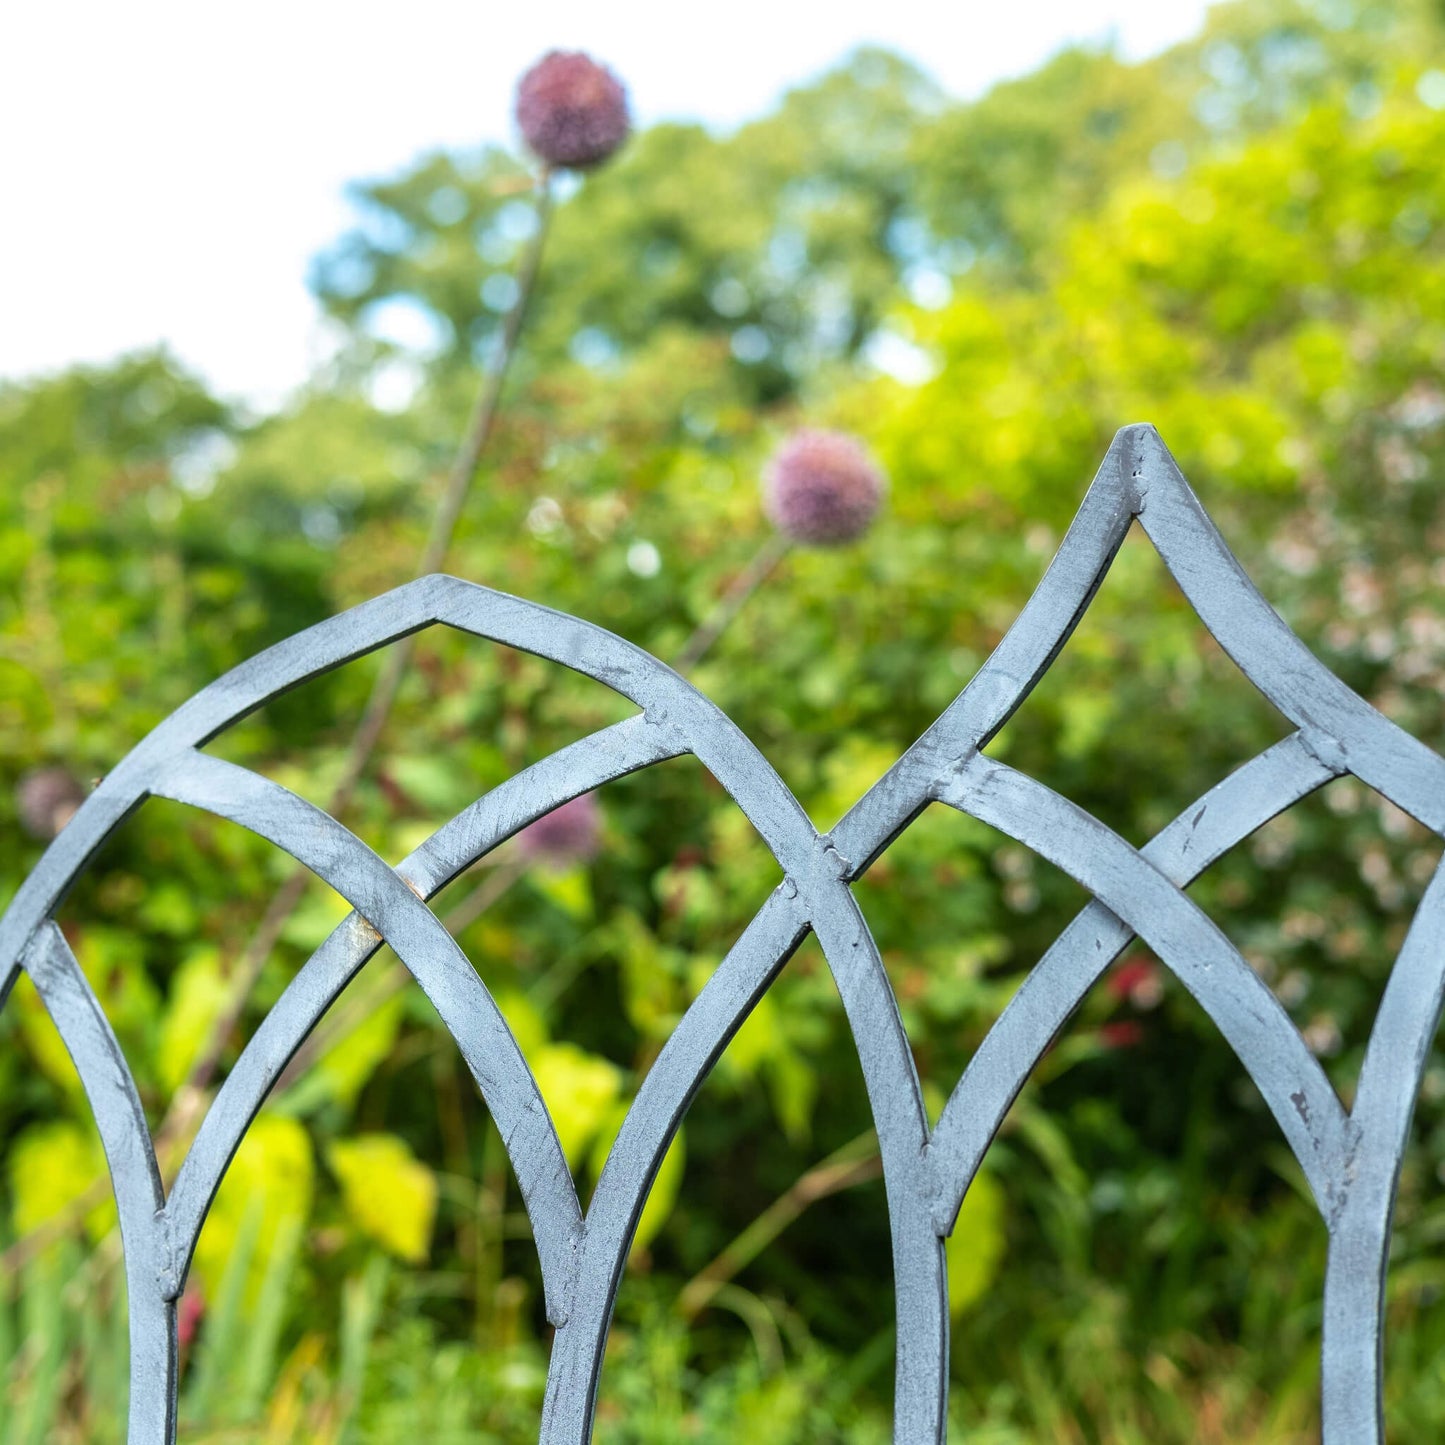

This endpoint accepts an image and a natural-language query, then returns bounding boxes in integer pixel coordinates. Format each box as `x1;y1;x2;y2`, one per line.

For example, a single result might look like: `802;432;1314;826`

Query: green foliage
946;1168;1006;1318
913;0;1445;273
328;1134;438;1265
7;1120;111;1243
192;1112;313;1305
7;2;1445;1437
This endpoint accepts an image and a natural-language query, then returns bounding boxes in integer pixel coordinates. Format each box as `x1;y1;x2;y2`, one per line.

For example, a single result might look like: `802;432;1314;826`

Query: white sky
0;1;1211;410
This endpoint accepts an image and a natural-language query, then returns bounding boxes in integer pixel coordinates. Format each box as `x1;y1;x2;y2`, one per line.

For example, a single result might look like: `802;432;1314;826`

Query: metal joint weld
1298;725;1349;776
813;835;854;884
929;746;979;806
154;1210;184;1303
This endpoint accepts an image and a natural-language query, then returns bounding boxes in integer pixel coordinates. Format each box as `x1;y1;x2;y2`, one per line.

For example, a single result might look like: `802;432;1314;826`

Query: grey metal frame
3;425;1442;1441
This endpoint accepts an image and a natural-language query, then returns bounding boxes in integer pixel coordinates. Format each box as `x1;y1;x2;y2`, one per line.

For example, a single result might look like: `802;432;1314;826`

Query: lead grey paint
3;426;1440;1442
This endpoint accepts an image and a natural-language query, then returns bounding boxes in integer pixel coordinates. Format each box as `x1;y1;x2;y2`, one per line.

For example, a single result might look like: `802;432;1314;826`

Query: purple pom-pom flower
16;767;86;841
515;51;631;171
517;793;602;867
762;429;886;546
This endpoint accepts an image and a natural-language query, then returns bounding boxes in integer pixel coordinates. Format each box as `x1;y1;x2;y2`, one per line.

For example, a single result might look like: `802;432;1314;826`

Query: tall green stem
671;531;790;673
164;172;557;1139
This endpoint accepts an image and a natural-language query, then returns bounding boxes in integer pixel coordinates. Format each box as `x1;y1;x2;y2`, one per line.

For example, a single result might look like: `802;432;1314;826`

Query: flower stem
671;530;791;673
162;172;557;1144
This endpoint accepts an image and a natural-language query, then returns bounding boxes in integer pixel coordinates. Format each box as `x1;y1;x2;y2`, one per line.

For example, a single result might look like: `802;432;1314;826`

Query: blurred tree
915;0;1445;276
312;49;943;403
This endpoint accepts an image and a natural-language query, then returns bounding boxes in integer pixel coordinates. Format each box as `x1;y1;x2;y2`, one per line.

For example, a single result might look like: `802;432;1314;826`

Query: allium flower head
762;429;886;546
16;767;86;841
515;51;630;171
517;793;601;867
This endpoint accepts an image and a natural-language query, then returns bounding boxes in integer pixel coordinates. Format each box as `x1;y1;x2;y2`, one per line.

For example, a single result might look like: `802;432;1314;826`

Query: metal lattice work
4;425;1443;1443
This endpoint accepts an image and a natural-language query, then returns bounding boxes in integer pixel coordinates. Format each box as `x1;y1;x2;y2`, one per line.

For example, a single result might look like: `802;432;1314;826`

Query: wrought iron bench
4;425;1439;1442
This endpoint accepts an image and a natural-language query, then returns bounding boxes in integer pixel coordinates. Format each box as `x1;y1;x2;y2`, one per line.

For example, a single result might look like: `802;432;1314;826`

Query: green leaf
193;1112;314;1306
310;988;406;1111
589;1102;685;1258
280;883;355;952
765;1044;817;1147
9;975;85;1097
530;865;593;921
496;988;549;1060
156;946;230;1094
137;880;199;936
327;1133;438;1265
946;1168;1006;1318
723;989;781;1077
531;1042;622;1166
387;755;470;814
8;1120;113;1243
721;992;816;1144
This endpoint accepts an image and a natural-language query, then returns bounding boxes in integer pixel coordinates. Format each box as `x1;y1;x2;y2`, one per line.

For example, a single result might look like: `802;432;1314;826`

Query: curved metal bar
149;750;586;1317
831;433;1136;875
1;575;818;1001
925;731;1340;1230
420;581;817;877
23;924;175;1444
404;715;687;896
21;924;165;1239
939;753;1350;1212
540;886;810;1443
166;716;685;1287
0;578;442;1000
0;577;911;1442
1321;858;1445;1444
834;424;1445;879
1129;427;1445;836
808;880;947;1445
8;427;1445;1443
543;867;948;1445
155;746;937;1441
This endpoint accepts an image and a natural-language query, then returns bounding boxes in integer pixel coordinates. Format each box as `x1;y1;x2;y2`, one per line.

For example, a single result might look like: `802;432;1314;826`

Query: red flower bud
16;767;86;841
762;429;886;546
517;793;601;866
516;51;631;171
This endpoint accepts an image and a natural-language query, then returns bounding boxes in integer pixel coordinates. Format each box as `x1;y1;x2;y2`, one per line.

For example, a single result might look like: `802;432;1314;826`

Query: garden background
5;0;1445;1438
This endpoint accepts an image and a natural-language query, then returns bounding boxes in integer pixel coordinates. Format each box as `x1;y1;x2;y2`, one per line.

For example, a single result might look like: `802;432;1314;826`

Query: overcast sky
0;1;1212;408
